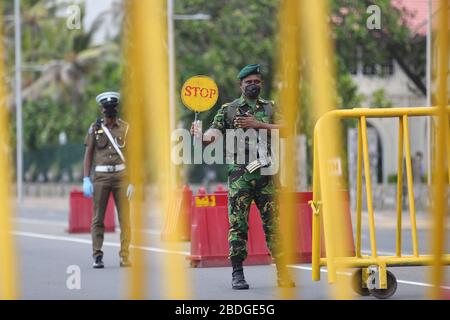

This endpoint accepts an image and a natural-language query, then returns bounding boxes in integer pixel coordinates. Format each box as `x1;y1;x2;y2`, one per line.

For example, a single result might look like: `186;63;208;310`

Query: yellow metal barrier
0;2;18;299
430;0;449;299
311;106;450;299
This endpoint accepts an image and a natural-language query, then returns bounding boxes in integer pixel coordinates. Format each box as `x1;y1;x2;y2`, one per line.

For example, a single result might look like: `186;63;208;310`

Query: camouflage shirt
210;95;283;133
210;96;283;165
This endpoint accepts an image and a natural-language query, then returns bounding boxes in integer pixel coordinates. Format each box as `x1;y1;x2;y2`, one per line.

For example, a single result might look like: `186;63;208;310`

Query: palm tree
4;0;122;108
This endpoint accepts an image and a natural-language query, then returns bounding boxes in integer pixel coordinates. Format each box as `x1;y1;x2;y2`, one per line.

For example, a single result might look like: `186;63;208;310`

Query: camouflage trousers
227;164;281;261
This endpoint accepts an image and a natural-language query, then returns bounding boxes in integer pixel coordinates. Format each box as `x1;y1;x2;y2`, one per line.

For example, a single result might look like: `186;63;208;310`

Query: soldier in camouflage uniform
191;64;295;289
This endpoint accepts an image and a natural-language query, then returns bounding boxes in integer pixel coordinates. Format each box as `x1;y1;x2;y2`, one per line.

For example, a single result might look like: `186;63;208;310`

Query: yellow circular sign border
181;75;219;113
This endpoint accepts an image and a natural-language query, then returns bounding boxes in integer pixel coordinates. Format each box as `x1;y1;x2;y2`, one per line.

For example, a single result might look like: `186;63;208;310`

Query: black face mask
102;102;118;118
244;84;261;99
104;108;118;118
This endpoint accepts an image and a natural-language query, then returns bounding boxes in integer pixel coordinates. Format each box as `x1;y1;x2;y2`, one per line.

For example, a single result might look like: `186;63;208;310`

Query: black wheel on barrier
351;269;370;296
369;270;397;299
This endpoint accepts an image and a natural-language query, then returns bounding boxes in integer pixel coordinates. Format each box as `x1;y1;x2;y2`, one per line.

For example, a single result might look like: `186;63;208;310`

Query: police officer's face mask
102;102;118;118
104;108;118;118
244;84;261;99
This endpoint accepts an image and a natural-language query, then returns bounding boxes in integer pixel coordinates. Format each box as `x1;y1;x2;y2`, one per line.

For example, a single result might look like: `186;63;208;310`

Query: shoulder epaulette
118;118;130;138
258;98;274;105
118;118;129;127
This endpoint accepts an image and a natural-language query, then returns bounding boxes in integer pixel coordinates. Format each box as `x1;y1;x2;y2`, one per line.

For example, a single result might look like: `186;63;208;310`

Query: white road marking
14;217;161;236
14;217;67;227
135;229;161;236
12;231;190;256
12;230;450;291
395;279;450;289
361;249;413;256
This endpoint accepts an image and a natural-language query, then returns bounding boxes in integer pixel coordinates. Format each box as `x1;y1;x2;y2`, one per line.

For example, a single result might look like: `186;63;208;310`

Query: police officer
191;64;295;289
83;91;133;268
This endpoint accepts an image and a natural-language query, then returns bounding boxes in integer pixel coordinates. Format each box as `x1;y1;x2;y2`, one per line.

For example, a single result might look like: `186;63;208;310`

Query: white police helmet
96;91;120;106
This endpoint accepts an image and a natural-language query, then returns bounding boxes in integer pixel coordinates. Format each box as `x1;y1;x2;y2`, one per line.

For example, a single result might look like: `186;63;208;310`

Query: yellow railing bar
402;116;419;257
355;119;363;258
123;0;148;299
316;122;337;284
319;255;450;268
275;0;301;300
396;117;404;257
124;0;190;300
319;106;450;119
430;0;449;299
311;129;321;281
378;259;388;289
303;0;350;296
446;118;450;183
312;107;450;288
0;2;18;299
360;116;377;258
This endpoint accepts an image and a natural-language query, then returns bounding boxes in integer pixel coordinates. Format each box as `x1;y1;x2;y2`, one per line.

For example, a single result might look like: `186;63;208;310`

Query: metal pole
426;0;432;185
403;116;419;257
396;117;404;257
14;0;23;203
361;117;378;258
356;118;363;258
168;4;210;135
167;2;210;188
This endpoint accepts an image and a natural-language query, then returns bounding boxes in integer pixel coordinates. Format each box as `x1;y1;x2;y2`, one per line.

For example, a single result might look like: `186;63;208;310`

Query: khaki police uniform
84;118;131;259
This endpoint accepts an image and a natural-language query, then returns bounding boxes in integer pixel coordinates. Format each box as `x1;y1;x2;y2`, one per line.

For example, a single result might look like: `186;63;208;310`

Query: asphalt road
10;197;450;300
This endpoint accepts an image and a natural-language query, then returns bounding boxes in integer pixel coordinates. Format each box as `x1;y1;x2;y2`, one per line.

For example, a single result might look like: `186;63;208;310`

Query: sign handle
194;111;199;122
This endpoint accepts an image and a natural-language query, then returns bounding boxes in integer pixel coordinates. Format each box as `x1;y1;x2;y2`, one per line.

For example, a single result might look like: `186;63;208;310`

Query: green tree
3;0;122;151
370;88;393;108
173;0;280;182
332;0;426;95
174;0;370;183
174;0;279;127
2;0;428;184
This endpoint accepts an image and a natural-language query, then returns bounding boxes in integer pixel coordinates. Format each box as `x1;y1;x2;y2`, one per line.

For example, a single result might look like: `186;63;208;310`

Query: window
348;59;358;75
381;59;394;75
362;63;376;75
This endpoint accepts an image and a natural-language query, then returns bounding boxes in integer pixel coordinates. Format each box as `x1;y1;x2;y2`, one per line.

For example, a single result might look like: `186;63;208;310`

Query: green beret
237;64;261;80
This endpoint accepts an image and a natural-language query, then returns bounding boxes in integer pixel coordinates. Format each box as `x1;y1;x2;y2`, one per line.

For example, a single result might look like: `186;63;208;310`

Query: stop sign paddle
181;75;219;121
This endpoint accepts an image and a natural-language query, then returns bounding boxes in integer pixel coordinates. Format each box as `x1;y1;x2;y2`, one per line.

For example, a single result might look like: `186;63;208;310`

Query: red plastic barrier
188;192;269;267
68;190;116;233
278;191;354;263
215;184;227;194
188;190;354;267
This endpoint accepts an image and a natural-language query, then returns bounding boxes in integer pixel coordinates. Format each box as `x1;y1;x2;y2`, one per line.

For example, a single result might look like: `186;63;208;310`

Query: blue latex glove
126;184;134;201
83;177;93;198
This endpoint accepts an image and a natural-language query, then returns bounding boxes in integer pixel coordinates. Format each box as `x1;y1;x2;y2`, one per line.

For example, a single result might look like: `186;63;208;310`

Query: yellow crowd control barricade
310;106;450;299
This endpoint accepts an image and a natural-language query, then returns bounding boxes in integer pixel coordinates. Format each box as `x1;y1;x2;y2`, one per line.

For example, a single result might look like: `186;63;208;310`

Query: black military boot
231;258;249;290
93;255;104;269
275;259;295;288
